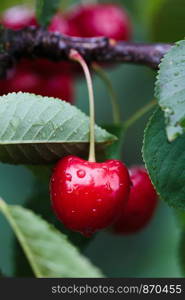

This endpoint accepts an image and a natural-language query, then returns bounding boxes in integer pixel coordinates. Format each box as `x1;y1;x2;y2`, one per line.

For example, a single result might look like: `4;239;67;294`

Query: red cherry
1;66;74;103
38;73;74;102
113;166;158;235
48;12;79;37
1;5;37;30
5;68;43;94
0;79;8;95
50;155;131;237
67;3;132;41
1;6;75;99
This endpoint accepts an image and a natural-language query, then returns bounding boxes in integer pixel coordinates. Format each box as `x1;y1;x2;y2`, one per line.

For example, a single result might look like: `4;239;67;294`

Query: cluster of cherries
0;3;132;101
0;3;158;237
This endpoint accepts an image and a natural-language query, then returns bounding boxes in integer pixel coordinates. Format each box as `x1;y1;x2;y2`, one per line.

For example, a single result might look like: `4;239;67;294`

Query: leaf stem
69;50;96;162
124;99;157;129
0;198;42;278
92;63;121;124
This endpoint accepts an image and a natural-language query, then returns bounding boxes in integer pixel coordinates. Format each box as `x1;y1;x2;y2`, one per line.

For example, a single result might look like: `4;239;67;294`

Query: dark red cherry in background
39;73;74;101
0;6;74;102
3;68;42;94
1;5;37;29
67;3;132;41
50;155;131;237
48;12;80;37
0;3;133;98
1;67;74;102
113;166;158;235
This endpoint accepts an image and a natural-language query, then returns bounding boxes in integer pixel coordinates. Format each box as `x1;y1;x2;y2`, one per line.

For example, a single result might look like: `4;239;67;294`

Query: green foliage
0;269;5;277
139;0;185;43
155;40;185;141
26;165;53;183
0;198;103;278
0;0;34;13
179;231;185;276
175;210;185;228
143;108;185;210
36;0;61;26
103;124;125;160
0;93;116;164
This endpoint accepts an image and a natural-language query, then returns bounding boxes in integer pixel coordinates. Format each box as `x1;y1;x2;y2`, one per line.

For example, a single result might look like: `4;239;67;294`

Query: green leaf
0;198;103;278
143;108;185;210
36;0;60;26
155;40;185;141
0;92;116;165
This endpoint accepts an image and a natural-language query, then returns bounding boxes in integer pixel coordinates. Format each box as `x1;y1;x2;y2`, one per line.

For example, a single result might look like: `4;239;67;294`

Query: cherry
67;3;132;41
50;155;131;237
1;5;37;30
0;79;8;96
38;73;74;101
5;68;42;94
1;66;74;102
113;166;158;235
48;12;79;37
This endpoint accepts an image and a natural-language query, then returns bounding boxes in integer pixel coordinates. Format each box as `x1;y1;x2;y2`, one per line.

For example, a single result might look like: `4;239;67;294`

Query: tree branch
0;27;172;77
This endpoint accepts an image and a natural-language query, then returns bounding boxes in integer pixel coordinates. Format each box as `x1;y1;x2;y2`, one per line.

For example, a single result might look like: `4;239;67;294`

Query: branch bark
0;27;172;77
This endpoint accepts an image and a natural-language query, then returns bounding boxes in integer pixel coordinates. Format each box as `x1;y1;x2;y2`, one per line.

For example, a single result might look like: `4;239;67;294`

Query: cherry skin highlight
67;3;132;41
113;166;158;235
50;155;131;237
1;5;37;30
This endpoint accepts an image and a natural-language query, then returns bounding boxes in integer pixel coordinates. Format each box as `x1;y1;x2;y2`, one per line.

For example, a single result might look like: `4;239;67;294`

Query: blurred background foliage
0;0;184;277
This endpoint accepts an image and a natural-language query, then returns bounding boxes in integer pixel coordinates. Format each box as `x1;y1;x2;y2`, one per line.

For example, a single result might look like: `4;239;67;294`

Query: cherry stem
124;99;157;129
69;49;96;162
92;63;121;125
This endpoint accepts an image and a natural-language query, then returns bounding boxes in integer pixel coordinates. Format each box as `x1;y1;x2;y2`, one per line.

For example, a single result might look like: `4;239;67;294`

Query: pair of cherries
0;3;132;102
50;156;158;237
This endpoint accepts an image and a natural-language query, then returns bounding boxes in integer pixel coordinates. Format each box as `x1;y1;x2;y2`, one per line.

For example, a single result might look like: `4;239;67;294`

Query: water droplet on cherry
66;173;72;181
77;169;86;178
67;187;73;193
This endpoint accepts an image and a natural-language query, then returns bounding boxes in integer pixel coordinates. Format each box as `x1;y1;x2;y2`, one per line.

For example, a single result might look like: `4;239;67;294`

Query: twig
0;27;172;77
